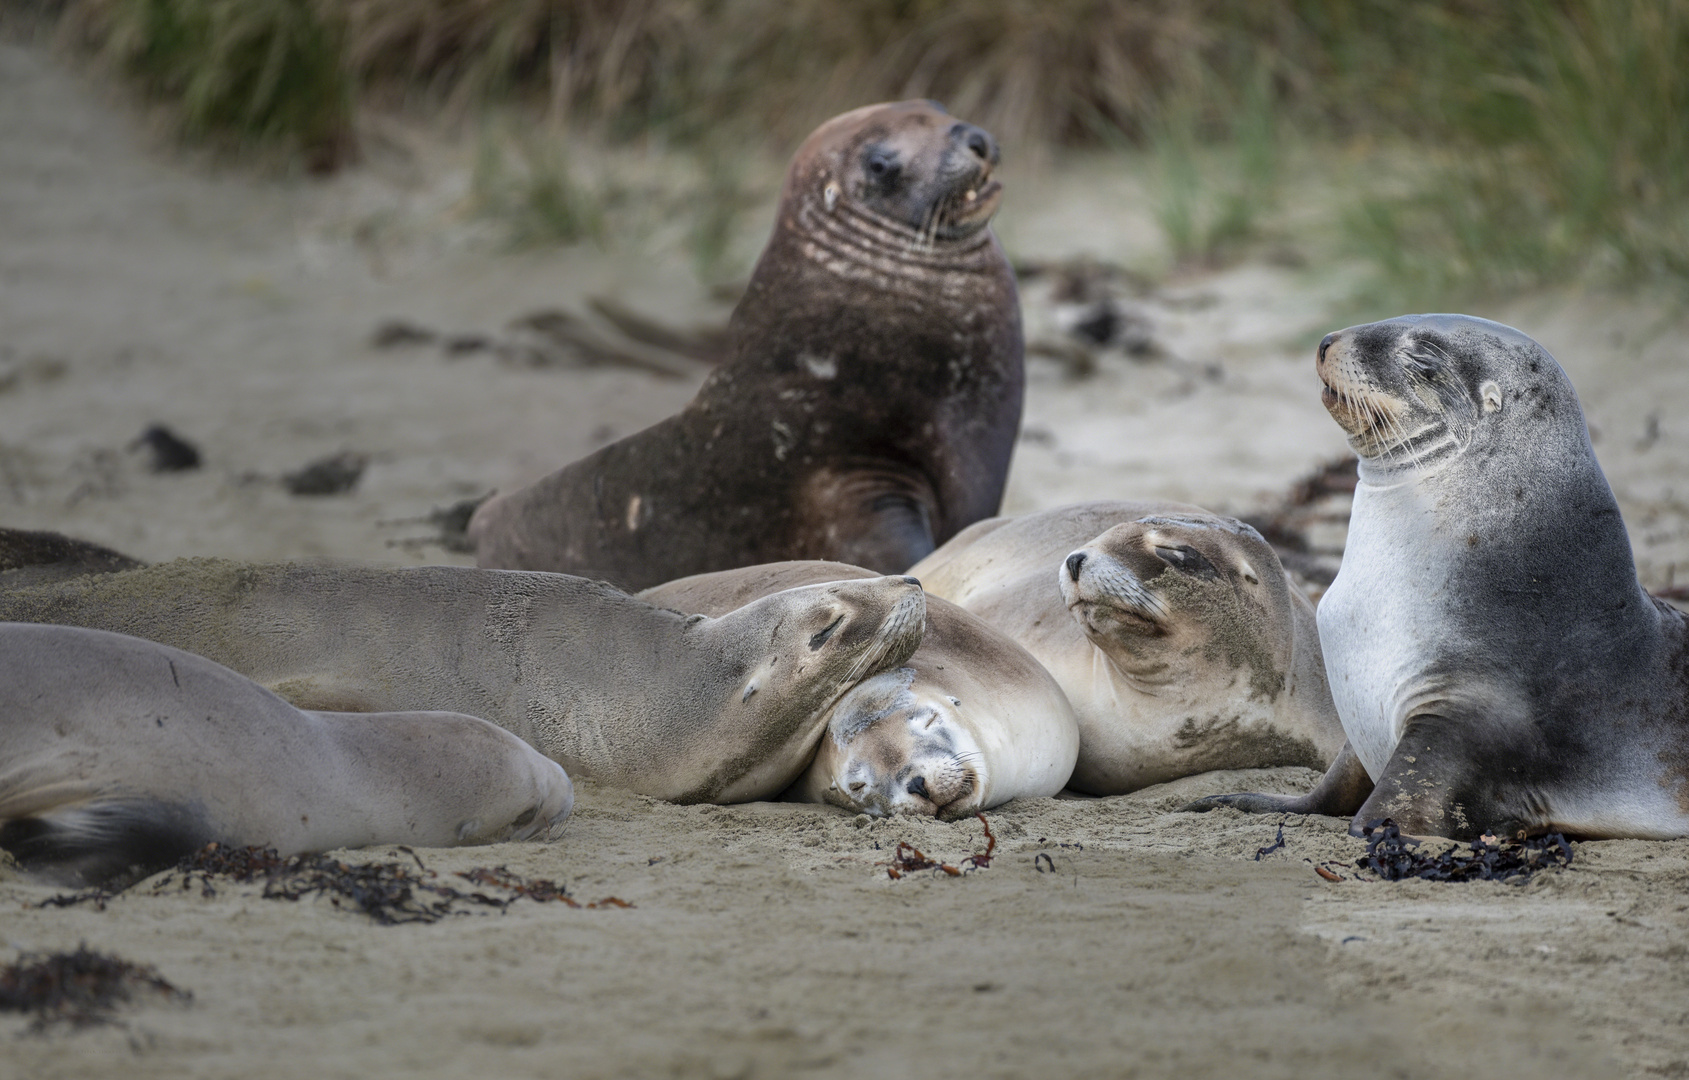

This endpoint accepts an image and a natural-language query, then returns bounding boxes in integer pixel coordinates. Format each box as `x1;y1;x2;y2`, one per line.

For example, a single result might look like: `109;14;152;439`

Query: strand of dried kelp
42;843;631;924
882;813;996;880
1355;819;1573;883
0;944;190;1031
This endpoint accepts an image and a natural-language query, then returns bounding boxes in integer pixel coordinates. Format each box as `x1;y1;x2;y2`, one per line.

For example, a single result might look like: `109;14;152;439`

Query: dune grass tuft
49;0;1689;295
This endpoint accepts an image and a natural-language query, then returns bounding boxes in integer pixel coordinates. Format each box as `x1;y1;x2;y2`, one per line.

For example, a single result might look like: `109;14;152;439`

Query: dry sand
3;25;1689;1080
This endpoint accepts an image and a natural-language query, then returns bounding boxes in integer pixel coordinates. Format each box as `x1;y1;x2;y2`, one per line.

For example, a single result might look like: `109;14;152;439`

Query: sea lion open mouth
936;169;1002;238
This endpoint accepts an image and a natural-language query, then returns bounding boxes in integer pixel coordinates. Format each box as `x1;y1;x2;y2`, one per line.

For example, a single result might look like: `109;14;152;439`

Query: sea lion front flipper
798;468;939;575
1181;739;1373;818
1343;717;1540;840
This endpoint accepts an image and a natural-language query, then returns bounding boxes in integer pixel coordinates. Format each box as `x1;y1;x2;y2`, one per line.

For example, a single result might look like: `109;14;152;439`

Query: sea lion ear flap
1480;381;1503;414
826;667;917;745
824;181;840;212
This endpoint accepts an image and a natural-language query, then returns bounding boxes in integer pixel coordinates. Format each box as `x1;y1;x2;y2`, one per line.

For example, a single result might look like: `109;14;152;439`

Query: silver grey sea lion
468;100;1023;590
1188;315;1689;839
0;560;925;804
641;562;1079;819
0;622;574;887
908;503;1345;795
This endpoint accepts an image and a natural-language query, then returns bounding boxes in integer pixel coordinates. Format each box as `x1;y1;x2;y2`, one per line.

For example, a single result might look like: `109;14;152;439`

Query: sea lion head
1316;314;1588;476
1058;515;1294;703
807;667;988;820
711;574;928;738
786;99;1003;243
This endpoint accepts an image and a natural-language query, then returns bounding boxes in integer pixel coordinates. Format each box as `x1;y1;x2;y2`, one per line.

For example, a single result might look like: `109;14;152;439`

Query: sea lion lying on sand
1188;315;1689;840
642;561;1079;819
0;560;925;804
469;100;1023;589
1;622;573;887
909;503;1345;794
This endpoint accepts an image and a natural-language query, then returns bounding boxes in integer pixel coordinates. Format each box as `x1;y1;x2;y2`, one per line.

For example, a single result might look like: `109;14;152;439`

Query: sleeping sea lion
469;99;1023;589
641;561;1079;818
1;622;573;887
0;560;925;804
1188;315;1689;840
909;503;1345;794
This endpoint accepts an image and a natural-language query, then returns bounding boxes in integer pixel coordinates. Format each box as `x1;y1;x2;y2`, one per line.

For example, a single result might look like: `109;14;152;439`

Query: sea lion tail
0;798;213;888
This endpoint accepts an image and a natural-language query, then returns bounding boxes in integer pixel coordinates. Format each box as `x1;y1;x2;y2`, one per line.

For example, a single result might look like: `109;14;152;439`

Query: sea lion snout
951;122;998;165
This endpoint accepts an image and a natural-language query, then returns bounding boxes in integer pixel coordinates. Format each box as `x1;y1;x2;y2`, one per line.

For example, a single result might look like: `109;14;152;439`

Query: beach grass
46;0;1689;295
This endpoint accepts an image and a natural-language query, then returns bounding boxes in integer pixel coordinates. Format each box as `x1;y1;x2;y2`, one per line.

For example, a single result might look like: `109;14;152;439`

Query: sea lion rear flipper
1180;740;1373;818
1;799;213;888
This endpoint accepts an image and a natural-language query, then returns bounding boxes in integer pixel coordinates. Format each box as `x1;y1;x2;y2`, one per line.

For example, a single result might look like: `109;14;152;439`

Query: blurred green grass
45;0;1689;297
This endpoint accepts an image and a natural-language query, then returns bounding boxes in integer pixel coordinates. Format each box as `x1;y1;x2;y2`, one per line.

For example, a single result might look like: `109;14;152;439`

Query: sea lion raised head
1315;313;1561;474
1059;516;1292;700
784;99;1002;242
469;101;1023;589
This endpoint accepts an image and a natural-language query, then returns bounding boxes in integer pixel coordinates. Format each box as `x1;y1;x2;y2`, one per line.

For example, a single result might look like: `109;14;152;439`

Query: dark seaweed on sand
0;944;189;1030
44;843;631;924
1356;819;1574;883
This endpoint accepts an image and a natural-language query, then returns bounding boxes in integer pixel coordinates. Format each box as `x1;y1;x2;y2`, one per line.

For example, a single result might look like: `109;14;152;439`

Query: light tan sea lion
469;100;1023;589
0;560;925;804
1189;315;1689;840
0;622;573;887
642;561;1079;818
909;502;1345;794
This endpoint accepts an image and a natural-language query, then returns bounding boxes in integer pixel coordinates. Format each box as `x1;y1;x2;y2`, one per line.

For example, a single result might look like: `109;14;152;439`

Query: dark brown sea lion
468;100;1023;590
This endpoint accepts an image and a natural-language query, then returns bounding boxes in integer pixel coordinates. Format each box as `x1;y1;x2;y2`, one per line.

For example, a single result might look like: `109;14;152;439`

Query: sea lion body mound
910;502;1344;794
0;560;925;804
470;100;1023;590
643;562;1079;819
1192;315;1689;840
0;622;573;887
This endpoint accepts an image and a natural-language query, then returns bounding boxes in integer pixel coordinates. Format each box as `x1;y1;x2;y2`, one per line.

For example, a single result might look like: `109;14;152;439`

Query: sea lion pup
908;503;1345;795
1187;315;1689;840
0;560;925;804
469;100;1023;589
641;562;1079;819
0;526;143;587
0;622;573;887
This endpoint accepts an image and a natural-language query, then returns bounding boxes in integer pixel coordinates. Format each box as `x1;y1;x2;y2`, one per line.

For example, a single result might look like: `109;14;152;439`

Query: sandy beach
4;24;1689;1079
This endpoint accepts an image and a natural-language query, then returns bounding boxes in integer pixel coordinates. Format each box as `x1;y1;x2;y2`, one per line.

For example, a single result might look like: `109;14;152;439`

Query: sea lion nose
902;576;921;587
1066;551;1087;581
1318;333;1337;363
906;775;930;798
952;123;998;164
